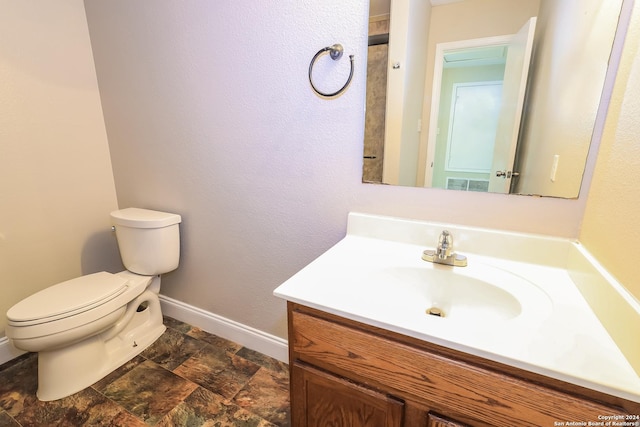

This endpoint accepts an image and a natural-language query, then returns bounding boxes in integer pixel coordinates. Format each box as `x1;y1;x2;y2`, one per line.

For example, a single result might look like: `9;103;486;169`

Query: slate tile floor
0;317;290;426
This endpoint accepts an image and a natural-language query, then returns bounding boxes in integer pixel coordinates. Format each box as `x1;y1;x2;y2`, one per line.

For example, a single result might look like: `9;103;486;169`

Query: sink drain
426;307;445;317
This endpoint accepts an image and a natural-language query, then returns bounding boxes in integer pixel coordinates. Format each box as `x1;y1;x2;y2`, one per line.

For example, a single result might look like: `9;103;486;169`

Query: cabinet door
292;363;404;427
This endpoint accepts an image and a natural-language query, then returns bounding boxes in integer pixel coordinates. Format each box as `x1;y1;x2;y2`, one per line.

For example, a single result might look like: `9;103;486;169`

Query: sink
363;264;552;324
274;213;640;403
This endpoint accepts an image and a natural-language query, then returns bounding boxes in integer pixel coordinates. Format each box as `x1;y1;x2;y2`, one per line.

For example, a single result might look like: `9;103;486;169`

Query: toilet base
36;290;165;401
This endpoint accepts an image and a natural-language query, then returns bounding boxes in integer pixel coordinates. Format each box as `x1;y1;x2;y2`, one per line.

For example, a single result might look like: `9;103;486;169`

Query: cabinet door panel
292;363;404;427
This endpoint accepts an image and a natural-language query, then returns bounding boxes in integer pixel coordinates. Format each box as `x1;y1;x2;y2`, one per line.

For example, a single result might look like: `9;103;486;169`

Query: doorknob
496;170;520;178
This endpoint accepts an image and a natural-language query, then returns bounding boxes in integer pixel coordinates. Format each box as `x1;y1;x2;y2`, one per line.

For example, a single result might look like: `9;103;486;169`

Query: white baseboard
0;337;26;366
159;295;289;363
1;296;289;367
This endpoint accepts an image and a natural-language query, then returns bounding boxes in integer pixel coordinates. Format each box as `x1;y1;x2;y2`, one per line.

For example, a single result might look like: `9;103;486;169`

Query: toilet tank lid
111;208;181;228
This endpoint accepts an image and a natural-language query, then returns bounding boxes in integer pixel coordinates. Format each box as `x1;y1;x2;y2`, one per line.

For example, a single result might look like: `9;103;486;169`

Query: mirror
363;0;624;198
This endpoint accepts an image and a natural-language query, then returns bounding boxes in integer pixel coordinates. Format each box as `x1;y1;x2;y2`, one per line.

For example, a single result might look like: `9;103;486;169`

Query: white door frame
423;35;513;188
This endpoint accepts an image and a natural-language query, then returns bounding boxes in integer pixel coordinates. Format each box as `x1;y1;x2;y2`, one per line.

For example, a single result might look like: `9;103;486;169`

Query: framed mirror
363;0;624;198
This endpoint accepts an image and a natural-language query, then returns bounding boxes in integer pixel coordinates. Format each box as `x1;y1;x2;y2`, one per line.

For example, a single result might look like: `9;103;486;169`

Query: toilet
5;207;181;401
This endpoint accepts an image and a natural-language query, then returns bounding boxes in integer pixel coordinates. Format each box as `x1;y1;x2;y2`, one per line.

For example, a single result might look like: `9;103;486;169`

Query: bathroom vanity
274;213;640;426
288;302;639;426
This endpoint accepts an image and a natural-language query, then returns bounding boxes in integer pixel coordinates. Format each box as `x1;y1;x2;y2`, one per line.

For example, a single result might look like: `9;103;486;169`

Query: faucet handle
437;230;453;259
424;230;467;267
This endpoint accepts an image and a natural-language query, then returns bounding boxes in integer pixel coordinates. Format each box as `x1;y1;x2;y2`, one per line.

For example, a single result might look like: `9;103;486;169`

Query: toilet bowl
5;208;181;401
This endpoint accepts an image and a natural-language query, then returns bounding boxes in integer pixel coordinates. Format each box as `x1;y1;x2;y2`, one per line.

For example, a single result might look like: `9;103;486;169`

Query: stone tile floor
0;317;290;426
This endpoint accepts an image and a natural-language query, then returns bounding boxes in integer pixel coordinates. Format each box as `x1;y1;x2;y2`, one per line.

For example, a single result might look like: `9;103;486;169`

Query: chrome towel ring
308;44;355;98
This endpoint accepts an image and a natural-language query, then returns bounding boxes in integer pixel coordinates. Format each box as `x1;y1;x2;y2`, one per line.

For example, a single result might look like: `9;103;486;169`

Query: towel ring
308;44;355;98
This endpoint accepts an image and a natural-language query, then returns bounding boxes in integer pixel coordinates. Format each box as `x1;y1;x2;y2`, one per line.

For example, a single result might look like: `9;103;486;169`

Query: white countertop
274;213;640;403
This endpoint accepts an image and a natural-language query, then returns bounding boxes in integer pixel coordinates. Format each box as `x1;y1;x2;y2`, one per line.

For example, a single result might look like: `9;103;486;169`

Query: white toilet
5;207;181;401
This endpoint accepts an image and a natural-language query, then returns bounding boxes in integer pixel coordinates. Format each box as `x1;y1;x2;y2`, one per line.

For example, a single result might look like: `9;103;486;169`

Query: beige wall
516;0;623;197
580;0;640;301
0;0;121;337
383;0;431;186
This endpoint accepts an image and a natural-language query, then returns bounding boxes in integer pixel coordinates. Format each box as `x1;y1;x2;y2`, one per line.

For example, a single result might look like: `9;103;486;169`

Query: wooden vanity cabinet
287;302;640;427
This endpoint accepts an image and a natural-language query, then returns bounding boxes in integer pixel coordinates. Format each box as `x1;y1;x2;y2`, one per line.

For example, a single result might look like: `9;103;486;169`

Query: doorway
424;17;537;193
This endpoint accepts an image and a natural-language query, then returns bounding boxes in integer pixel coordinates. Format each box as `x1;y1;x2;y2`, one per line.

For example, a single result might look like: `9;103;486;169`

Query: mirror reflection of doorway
426;39;509;191
425;17;537;193
437;80;504;192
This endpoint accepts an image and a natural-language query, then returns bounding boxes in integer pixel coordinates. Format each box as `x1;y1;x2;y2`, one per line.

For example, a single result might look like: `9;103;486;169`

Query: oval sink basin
364;264;552;324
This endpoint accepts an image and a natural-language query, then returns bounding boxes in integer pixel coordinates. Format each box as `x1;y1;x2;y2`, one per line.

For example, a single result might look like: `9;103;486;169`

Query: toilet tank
110;208;181;276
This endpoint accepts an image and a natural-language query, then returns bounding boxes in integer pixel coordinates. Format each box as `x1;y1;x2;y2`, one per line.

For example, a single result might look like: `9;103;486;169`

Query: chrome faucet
422;230;468;267
436;230;453;260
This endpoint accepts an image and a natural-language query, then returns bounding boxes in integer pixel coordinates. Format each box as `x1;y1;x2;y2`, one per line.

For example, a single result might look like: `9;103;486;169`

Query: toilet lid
7;272;128;323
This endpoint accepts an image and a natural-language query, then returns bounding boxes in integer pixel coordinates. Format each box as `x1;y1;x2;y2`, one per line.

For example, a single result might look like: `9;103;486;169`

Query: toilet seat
7;272;128;327
5;270;153;351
